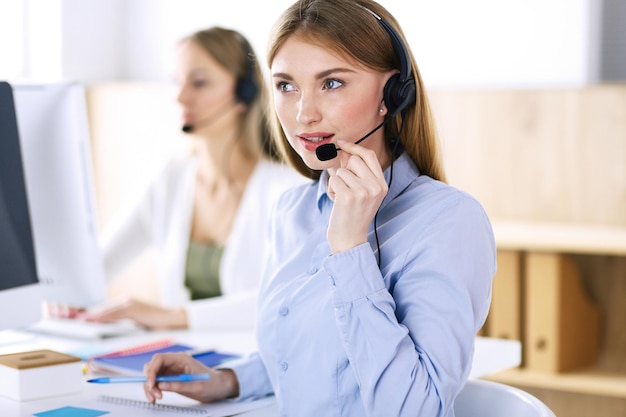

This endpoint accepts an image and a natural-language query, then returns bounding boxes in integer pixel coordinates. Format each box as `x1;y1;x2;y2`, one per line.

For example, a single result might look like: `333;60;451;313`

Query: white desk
0;329;520;416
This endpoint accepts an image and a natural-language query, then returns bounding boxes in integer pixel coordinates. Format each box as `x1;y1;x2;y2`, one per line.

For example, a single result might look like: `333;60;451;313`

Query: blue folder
90;344;240;375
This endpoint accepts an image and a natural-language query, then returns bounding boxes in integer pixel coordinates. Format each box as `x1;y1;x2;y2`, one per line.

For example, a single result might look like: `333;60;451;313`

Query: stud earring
379;108;385;114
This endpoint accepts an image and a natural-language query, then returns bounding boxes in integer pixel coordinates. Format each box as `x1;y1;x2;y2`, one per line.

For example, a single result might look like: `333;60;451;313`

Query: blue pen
87;373;211;384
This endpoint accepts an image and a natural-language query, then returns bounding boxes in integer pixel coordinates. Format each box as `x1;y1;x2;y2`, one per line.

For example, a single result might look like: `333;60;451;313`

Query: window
0;0;24;79
0;0;61;81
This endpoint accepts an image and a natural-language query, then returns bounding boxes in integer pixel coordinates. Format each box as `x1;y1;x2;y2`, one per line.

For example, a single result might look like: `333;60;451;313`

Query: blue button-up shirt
231;153;496;417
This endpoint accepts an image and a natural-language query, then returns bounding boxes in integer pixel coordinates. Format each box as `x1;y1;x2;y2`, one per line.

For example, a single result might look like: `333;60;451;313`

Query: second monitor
12;81;106;308
0;81;42;331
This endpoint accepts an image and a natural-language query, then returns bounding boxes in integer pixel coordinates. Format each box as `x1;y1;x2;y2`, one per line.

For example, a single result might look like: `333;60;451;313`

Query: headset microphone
315;119;386;161
315;142;340;162
180;100;239;134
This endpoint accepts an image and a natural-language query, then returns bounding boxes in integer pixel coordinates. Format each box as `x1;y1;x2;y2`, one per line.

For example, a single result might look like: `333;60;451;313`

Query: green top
184;240;224;300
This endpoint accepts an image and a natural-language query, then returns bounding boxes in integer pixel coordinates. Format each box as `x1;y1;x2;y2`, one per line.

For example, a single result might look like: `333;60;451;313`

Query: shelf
485;367;626;399
491;220;626;256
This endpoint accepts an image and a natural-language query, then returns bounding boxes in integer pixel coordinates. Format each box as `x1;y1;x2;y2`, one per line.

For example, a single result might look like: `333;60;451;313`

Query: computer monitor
0;81;43;330
11;81;106;308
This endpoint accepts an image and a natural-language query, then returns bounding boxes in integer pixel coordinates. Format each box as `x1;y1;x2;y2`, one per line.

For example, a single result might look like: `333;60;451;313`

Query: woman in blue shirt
143;1;496;415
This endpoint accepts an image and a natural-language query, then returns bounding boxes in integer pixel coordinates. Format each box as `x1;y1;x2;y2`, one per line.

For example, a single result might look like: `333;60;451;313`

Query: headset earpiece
235;36;259;105
235;77;257;105
364;8;416;117
383;73;416;118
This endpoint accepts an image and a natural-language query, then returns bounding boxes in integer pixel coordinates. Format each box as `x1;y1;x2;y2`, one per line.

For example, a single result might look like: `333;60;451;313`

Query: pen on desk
87;373;211;384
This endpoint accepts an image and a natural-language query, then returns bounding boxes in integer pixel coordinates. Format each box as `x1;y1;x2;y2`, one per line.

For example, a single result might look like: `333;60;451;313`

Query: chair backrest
454;379;556;417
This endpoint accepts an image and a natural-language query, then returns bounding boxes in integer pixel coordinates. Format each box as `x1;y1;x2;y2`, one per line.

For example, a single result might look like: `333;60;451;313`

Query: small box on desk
0;349;83;401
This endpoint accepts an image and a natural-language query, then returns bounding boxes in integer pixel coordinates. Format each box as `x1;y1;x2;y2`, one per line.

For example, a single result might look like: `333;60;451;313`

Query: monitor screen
0;81;43;330
12;81;106;308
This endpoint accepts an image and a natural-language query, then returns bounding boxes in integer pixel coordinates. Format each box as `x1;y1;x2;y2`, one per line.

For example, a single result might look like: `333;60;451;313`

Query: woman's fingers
333;141;387;198
326;140;389;253
336;140;386;178
142;353;233;404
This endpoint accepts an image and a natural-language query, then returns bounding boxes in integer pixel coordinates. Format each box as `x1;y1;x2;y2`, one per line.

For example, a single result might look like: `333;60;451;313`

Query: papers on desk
470;337;521;379
87;339;240;375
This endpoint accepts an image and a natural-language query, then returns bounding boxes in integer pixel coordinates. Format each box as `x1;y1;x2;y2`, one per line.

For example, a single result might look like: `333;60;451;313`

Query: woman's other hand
45;301;86;319
83;296;188;330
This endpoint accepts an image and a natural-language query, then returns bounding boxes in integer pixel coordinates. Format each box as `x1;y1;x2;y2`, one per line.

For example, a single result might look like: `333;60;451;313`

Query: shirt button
280;362;288;371
279;306;289;316
307;266;318;275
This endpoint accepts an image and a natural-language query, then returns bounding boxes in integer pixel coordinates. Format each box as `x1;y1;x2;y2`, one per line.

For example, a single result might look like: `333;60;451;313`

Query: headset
182;34;259;133
364;7;417;268
364;7;416;118
234;35;259;106
315;7;416;161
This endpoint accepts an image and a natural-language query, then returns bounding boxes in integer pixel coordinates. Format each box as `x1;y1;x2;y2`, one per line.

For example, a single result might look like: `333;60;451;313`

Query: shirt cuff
322;243;386;305
228;353;274;400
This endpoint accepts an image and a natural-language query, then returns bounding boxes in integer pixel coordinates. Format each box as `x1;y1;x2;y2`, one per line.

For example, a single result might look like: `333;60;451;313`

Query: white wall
14;0;599;88
405;0;597;88
60;0;125;82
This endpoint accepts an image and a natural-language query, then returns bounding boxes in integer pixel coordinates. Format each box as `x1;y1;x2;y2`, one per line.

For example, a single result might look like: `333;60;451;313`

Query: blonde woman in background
83;27;306;330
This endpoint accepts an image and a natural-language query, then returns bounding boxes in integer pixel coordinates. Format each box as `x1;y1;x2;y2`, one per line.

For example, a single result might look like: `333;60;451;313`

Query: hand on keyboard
45;301;86;319
82;296;189;330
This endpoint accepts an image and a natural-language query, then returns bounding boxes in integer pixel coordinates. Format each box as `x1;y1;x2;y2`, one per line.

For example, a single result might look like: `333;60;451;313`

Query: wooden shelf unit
469;225;626;417
486;367;626;399
427;85;626;417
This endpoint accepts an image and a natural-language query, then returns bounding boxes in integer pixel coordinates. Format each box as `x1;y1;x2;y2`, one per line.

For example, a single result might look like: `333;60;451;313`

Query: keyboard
26;318;145;340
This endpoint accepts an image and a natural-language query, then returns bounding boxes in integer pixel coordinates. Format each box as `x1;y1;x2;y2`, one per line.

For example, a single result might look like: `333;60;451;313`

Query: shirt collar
315;152;421;212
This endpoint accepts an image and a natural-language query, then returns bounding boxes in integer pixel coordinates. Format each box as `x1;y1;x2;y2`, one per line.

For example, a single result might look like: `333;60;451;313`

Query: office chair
454;379;557;417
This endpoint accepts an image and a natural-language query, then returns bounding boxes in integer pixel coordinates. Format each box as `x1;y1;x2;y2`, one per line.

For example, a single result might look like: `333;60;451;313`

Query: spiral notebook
34;396;209;416
34;395;277;417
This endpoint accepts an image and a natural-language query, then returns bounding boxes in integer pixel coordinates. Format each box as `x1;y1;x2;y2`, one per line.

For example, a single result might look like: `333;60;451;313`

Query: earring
379;108;385;114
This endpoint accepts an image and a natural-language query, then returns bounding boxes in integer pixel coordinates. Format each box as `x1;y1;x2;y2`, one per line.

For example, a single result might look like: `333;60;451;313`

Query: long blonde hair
184;27;279;160
267;0;446;182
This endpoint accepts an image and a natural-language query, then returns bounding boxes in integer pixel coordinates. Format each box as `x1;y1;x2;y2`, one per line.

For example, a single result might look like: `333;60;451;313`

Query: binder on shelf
524;253;600;372
488;250;522;341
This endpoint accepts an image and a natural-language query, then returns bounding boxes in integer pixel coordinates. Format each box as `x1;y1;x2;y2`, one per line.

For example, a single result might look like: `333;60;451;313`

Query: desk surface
0;329;520;416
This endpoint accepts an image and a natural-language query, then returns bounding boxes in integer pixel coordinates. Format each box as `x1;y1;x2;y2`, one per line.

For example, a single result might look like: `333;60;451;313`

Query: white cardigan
100;155;307;330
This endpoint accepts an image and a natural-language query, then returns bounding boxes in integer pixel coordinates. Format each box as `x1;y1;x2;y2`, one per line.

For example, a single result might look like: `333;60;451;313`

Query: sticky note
34;405;109;417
